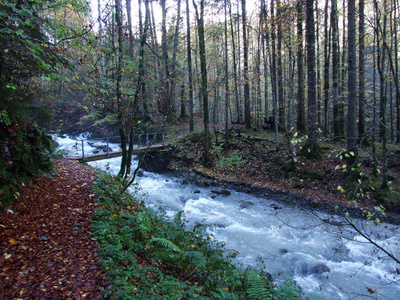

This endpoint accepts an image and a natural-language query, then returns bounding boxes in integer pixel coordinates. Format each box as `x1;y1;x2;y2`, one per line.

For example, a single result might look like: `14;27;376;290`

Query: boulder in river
240;201;255;209
311;263;331;274
211;189;231;196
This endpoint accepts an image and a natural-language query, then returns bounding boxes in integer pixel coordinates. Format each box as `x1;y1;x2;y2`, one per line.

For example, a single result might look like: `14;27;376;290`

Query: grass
91;171;303;299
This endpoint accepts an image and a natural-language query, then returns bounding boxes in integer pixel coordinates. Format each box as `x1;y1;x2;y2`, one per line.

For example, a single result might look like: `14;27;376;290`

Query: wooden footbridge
65;132;168;162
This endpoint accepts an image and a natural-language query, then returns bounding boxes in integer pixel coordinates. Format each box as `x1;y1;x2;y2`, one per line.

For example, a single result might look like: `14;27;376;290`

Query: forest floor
0;160;109;299
167;122;400;223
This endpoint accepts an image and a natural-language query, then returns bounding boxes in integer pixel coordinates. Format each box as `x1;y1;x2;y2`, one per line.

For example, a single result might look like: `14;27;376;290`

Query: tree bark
277;1;284;130
304;0;319;158
186;0;194;132
229;1;241;124
347;0;358;156
115;0;127;178
331;0;343;139
224;0;230;146
358;0;367;143
323;0;330;136
193;0;210;166
242;0;251;128
160;0;173;121
297;0;306;133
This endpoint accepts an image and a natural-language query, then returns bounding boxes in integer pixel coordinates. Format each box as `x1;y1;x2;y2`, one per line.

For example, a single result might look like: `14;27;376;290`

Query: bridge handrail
75;132;166;159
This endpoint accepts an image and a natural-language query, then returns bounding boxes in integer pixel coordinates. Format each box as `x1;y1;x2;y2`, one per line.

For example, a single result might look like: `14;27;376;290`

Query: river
54;134;400;299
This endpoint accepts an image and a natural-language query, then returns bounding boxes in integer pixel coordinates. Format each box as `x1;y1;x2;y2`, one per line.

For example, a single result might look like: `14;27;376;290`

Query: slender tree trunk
358;0;366;143
160;0;173;121
376;0;389;190
388;0;400;143
270;0;279;151
170;0;182;114
193;0;210;166
125;0;151;178
115;0;127;178
255;34;262;125
323;0;330;136
224;0;230;146
347;0;358;160
297;0;306;133
242;0;251;128
229;1;241;124
186;0;194;132
340;0;347;106
372;14;379;177
277;1;284;130
316;3;322;129
396;0;400;143
261;0;270;121
331;0;342;139
126;0;134;57
304;0;319;158
97;0;104;82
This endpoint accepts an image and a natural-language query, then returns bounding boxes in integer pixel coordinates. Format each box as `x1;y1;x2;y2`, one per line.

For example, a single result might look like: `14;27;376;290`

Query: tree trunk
297;0;306;133
323;0;330;136
270;0;279;151
277;1;284;130
229;1;241;124
126;0;134;57
193;0;210;166
160;0;173;121
346;0;358;157
242;0;251;128
170;0;182;117
396;0;400;143
260;0;270;121
224;0;230;147
374;0;389;190
115;0;127;178
304;0;319;158
358;0;367;143
331;0;343;139
125;0;151;178
186;0;194;132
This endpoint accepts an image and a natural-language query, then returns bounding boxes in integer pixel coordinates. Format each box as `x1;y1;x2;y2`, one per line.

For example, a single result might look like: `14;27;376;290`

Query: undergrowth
91;172;302;299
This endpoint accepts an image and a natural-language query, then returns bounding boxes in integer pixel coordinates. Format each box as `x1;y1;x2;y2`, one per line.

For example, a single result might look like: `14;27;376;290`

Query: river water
54;135;400;299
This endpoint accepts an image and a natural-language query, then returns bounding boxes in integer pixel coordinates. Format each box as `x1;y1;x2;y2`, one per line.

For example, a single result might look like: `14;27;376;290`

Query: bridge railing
75;132;166;159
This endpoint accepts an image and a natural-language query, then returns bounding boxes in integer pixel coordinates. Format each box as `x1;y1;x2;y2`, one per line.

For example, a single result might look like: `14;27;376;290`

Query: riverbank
166;125;400;225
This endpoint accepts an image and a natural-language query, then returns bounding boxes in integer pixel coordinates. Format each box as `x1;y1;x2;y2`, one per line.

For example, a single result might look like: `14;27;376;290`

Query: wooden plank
65;145;167;162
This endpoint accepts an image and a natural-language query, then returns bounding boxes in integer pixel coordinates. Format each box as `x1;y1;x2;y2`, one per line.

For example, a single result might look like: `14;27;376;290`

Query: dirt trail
0;160;108;300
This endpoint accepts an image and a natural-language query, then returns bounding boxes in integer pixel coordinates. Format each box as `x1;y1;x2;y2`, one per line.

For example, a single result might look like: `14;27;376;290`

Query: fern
150;237;182;253
245;269;273;300
185;251;206;267
274;278;302;300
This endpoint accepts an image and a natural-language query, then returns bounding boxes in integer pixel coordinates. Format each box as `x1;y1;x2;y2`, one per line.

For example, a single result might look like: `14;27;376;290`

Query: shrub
216;150;247;170
0;116;53;208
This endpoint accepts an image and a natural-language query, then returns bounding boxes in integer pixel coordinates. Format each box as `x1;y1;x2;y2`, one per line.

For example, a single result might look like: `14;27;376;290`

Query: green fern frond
185;250;206;267
150;237;182;253
245;269;273;300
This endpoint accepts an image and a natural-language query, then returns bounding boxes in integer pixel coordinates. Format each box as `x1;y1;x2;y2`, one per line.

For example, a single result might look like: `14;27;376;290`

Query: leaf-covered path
0;160;108;299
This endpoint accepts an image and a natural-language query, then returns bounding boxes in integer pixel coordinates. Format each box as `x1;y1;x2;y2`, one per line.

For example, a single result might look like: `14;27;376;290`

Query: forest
1;0;400;207
1;0;400;298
